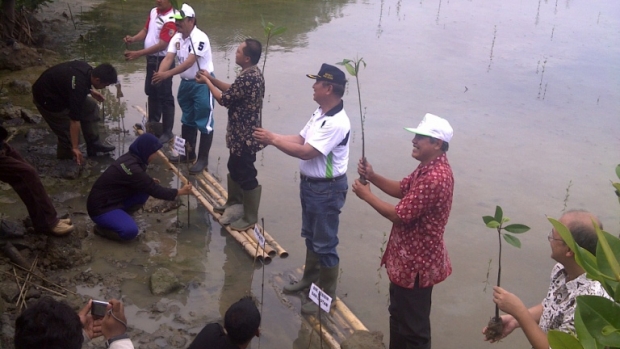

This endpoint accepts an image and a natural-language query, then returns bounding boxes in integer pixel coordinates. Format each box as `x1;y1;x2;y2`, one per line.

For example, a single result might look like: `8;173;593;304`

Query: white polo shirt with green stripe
299;101;350;178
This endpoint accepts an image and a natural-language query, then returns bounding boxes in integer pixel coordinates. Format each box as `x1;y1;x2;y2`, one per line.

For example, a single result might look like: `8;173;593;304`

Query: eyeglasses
547;230;564;242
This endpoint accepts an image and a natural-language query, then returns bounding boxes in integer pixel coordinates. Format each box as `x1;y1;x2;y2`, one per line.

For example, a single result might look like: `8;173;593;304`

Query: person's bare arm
352;179;402;223
358;158;402;198
125;40;168;60
69;120;83;165
493;287;548;349
253;129;320;160
123;28;147;44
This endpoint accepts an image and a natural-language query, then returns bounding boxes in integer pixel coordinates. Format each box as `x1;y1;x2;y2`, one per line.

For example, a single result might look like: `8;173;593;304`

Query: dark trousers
227;151;257;191
0;143;58;232
145;56;175;131
389;279;434;349
35;97;101;154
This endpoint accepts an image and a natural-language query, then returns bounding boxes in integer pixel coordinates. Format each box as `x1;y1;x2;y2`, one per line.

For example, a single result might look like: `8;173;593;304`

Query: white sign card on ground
253;224;265;248
308;283;332;313
173;136;186;156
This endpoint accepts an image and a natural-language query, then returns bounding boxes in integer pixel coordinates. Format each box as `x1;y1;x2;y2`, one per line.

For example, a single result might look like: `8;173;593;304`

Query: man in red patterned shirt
352;113;454;349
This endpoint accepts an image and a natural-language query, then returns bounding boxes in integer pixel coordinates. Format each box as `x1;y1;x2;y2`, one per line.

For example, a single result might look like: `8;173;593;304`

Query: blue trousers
177;78;214;134
300;175;347;267
90;193;149;240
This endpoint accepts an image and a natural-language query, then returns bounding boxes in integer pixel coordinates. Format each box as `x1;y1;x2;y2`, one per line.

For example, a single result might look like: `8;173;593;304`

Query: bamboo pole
240;230;276;258
2;270;67;297
202;170;228;199
9;263;77;295
305;315;343;349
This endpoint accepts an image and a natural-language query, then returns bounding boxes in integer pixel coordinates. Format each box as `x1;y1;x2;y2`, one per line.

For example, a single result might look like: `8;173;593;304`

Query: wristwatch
105;333;130;348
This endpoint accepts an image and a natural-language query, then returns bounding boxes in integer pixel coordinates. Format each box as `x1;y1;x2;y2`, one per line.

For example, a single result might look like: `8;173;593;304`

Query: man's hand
493;286;527;317
124;50;141;61
72;148;84;165
253;127;275;146
482;314;519;343
195;70;211;84
90;89;105;103
177;183;193;196
357;158;375;182
102;299;127;340
352;179;372;200
123;35;134;44
78;300;103;340
152;71;170;85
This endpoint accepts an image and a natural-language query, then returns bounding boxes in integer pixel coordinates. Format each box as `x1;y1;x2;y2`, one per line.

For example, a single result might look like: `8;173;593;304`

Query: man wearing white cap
152;3;215;174
352;113;454;349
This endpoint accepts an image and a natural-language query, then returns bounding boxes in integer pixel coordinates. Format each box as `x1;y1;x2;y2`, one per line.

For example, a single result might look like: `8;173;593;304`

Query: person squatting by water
0;125;74;236
482;210;611;349
152;3;215;174
196;38;265;231
86;133;192;241
187;296;261;349
123;0;178;144
353;113;454;349
14;297;134;349
32;61;117;165
253;63;350;315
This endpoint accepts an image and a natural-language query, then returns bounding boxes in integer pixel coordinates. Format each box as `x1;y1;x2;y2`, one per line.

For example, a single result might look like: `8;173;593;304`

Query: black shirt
32;61;93;121
187;323;238;349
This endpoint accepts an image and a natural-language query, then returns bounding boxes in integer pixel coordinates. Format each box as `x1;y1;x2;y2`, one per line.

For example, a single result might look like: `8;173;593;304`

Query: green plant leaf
549;218;604;282
493;206;503;223
486;221;500;229
594;222;620;282
503;234;521;248
596;229;620;299
271;26;287;36
504;224;530;234
577;295;620;346
615;164;620;180
548;330;584;349
501;217;510;223
574;304;603;349
482;216;495;225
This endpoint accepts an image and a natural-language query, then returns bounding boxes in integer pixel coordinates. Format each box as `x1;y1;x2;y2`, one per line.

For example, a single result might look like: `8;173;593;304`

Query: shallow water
10;0;620;347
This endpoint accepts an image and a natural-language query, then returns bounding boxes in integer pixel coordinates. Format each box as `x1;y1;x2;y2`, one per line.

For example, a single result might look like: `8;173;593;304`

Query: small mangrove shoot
482;205;530;341
259;16;286;125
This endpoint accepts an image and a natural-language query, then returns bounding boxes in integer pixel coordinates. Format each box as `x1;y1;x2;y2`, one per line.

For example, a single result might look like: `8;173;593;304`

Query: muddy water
14;0;620;347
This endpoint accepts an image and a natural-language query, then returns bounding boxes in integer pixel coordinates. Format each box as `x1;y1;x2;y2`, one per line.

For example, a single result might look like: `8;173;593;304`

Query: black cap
306;63;346;86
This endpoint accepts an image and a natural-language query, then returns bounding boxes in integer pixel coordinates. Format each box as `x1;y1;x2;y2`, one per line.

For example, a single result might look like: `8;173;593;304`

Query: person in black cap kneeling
253;63;351;314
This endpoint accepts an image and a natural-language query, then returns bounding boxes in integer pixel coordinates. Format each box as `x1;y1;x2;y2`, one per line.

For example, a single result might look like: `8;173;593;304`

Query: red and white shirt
144;6;176;56
382;153;454;289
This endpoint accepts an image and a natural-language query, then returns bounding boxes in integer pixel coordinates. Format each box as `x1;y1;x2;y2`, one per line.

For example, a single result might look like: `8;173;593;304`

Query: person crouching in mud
87;133;192;241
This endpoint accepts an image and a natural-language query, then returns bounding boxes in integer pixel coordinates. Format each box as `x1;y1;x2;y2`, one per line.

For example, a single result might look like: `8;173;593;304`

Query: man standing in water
482;210;609;349
123;0;177;144
153;3;215;174
32;61;117;164
196;38;264;231
352;113;454;349
254;63;350;314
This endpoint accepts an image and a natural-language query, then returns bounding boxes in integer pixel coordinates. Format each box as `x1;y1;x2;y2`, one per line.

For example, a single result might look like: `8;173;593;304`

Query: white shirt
144;7;176;56
298;101;350;178
167;26;214;79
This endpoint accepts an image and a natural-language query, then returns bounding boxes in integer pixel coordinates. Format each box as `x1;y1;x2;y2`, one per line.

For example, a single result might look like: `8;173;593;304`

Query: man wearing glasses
482;209;610;349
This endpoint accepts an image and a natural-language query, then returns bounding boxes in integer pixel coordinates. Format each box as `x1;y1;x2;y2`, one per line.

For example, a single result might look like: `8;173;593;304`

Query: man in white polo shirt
152;3;214;174
123;0;177;144
254;63;350;315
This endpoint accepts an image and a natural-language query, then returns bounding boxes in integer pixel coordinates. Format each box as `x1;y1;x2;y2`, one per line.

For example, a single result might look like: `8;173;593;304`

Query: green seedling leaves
504;224;530;234
549;218;603;282
615;164;620;180
482;215;496;225
486;220;500;229
494;205;503;223
503;234;521;248
577;295;620;346
574;305;604;349
548;330;584;349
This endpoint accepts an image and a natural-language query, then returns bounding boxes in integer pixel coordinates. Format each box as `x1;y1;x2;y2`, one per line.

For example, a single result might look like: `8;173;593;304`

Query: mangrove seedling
336;57;367;183
483;205;530;341
259;16;286;126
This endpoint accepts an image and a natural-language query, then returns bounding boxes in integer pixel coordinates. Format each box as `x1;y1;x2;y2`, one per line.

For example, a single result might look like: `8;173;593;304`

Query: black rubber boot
189;132;213;174
87;141;115;156
230;185;261;231
301;264;339;314
168;125;196;162
213;173;243;214
283;249;320;294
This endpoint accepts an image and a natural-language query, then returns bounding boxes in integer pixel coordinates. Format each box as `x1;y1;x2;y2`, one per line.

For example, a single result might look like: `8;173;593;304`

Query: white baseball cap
172;4;195;20
405;113;453;142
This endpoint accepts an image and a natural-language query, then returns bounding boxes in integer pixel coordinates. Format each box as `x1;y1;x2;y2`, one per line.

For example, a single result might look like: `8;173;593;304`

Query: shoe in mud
50;221;74;236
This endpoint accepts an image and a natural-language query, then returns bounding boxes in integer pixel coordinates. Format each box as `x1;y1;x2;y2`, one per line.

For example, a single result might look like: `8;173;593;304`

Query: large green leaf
482;215;496;225
494;205;503;223
594;223;620;282
271;26;287;36
504;224;530;234
615;164;620;180
574;304;604;349
596;229;620;299
548;330;584;349
503;233;521;248
577;295;620;346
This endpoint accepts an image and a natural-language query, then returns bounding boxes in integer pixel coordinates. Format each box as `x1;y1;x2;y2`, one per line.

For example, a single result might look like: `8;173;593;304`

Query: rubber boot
168;125;196;162
301;264;339;314
283;249;320;294
230;185;261;231
158;104;175;144
189;132;213;174
213;174;242;214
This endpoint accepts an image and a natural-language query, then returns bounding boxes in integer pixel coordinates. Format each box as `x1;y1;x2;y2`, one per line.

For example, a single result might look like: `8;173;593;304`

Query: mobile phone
91;300;108;318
